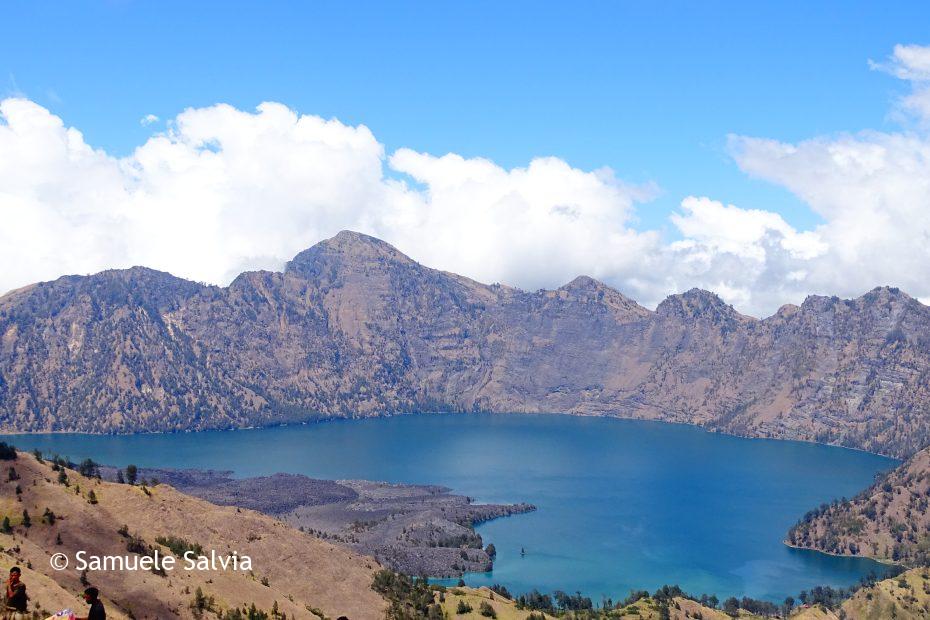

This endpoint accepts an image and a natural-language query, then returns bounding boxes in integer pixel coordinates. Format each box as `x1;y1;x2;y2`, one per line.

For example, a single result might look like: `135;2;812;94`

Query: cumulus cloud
0;98;663;304
655;42;930;314
3;44;930;318
670;196;825;261
140;114;159;126
659;198;829;312
729;128;930;302
385;150;660;291
0;95;817;316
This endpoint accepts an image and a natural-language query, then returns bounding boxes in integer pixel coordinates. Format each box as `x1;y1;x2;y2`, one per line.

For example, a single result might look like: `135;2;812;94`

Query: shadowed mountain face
2;231;930;457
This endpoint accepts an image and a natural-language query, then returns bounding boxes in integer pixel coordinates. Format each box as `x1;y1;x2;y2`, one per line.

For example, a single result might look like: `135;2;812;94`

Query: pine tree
78;458;99;478
193;586;207;612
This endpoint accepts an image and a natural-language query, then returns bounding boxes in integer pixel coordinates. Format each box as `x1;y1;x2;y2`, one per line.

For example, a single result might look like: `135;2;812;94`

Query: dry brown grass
1;452;386;619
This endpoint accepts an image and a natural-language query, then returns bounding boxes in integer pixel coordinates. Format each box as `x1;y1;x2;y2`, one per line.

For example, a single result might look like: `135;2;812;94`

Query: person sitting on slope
4;566;28;619
74;587;105;620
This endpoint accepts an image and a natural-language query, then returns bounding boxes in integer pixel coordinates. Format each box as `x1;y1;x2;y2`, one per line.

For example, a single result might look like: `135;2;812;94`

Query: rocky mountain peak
559;275;606;292
556;276;651;319
774;303;801;318
1;266;205;320
800;287;922;319
656;288;743;322
856;285;915;307
285;230;415;278
799;293;842;314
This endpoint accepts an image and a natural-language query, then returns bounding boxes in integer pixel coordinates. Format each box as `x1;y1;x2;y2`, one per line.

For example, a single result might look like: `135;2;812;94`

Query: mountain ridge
0;231;915;322
3;231;930;458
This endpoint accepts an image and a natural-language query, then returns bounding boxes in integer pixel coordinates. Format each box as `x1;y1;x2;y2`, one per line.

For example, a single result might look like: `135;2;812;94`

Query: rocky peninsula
102;466;535;577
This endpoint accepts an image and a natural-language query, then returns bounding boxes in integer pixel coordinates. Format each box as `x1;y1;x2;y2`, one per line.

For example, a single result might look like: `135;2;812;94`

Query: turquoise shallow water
0;414;897;602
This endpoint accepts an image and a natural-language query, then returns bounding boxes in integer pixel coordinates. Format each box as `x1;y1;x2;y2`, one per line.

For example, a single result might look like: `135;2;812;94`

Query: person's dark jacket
5;581;27;612
87;599;106;620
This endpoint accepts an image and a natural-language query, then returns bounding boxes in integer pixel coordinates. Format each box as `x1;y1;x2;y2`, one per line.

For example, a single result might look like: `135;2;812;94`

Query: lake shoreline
0;408;905;462
0;412;895;603
782;540;903;569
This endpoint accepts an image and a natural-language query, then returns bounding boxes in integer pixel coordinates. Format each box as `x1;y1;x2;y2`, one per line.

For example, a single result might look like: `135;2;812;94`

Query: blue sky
2;2;930;315
3;1;925;231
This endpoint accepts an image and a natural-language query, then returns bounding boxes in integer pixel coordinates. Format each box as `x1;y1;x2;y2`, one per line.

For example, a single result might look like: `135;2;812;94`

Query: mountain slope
0;450;386;619
3;231;930;457
788;446;930;565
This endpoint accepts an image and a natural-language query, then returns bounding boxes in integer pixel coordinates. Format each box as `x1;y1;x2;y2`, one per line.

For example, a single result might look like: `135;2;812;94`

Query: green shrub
155;535;204;557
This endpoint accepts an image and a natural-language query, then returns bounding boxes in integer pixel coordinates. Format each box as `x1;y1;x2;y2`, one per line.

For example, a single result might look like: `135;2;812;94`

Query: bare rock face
3;231;930;458
787;446;930;566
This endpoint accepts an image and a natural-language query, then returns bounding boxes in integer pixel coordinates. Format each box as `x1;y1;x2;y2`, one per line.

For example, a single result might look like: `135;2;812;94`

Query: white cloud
0;98;662;304
729;130;930;300
4;44;930;318
670;196;825;261
384;150;660;291
870;44;930;81
654;44;930;314
140;114;159;126
871;44;930;122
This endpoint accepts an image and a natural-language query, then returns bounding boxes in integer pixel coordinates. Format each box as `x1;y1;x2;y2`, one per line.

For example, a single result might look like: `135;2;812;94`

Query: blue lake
0;414;897;602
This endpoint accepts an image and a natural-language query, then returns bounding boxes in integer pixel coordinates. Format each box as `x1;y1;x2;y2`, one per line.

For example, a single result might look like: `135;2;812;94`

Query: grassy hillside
0;449;386;619
787;447;930;565
429;569;930;620
427;584;857;619
840;567;930;619
0;553;106;619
